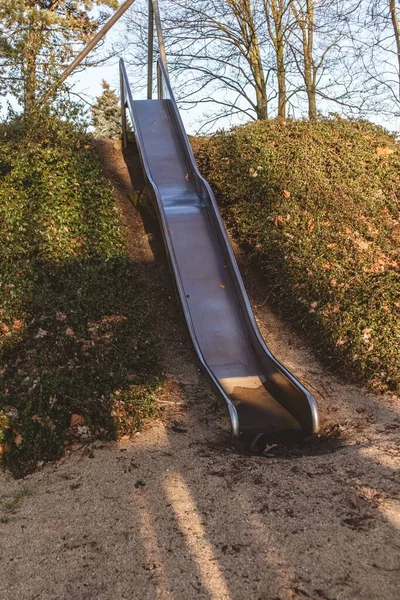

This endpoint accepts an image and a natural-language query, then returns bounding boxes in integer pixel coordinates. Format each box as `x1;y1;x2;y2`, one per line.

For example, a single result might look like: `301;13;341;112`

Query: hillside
193;119;400;395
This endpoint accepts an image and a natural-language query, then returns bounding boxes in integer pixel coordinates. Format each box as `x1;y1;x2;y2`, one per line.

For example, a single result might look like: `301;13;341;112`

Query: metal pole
151;0;169;78
157;60;162;99
120;68;127;148
147;0;154;99
40;0;138;103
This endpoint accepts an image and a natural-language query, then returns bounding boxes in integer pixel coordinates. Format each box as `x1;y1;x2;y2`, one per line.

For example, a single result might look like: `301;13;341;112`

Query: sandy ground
0;140;399;600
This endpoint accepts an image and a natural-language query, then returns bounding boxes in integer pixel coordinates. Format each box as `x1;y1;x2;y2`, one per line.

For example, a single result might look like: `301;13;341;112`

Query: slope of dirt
0;139;399;600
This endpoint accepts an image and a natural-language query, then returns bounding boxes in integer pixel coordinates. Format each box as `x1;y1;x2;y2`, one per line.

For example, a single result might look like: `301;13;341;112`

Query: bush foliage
194;119;400;394
0;115;161;476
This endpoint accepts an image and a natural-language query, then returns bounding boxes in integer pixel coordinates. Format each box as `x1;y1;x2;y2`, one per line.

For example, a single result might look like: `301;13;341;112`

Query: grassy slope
0;117;162;476
193;119;400;394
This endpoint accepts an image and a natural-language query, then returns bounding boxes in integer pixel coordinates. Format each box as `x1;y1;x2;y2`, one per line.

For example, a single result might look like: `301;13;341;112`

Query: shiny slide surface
120;60;319;448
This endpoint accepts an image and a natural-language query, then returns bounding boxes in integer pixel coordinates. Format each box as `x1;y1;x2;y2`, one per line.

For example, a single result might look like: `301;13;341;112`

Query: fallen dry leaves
375;146;394;158
70;414;85;428
35;328;48;339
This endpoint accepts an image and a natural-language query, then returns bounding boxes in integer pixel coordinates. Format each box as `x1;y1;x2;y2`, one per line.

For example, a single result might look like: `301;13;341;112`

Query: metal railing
120;0;171;146
119;55;171;147
150;0;169;95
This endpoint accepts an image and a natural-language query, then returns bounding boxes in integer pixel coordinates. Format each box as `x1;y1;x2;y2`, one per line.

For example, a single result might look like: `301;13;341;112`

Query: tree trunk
276;34;286;118
304;54;317;119
264;0;288;119
232;0;268;119
305;0;316;119
307;86;317;119
291;0;317;119
389;0;400;102
24;57;37;113
251;46;268;119
24;20;40;114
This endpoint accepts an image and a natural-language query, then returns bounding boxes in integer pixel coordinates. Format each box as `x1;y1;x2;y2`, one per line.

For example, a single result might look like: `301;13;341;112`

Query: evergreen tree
0;0;118;113
91;80;121;138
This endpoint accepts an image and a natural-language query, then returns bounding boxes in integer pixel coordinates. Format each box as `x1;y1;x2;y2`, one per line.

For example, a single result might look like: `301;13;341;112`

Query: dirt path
0;140;399;600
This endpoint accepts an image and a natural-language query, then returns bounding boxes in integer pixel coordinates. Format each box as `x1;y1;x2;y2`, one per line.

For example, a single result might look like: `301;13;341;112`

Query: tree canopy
0;0;117;113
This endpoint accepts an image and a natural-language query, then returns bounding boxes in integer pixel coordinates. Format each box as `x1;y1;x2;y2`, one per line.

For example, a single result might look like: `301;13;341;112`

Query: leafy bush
194;119;400;394
0;115;162;476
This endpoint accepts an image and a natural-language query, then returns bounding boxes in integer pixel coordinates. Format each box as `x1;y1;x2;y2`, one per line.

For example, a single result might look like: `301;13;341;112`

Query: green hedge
0;116;161;476
194;119;400;394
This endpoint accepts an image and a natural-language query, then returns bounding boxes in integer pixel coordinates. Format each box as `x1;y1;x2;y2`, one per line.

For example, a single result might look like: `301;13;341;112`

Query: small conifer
92;80;121;138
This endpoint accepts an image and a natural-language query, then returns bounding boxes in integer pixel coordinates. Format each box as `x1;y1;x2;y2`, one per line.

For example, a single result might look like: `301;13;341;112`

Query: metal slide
120;59;319;450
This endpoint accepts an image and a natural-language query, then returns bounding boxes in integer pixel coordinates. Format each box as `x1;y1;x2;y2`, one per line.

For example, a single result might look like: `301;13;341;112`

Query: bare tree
286;0;365;119
290;0;317;118
346;0;400;117
120;0;399;127
263;0;293;118
228;0;269;119
121;0;273;129
371;0;400;107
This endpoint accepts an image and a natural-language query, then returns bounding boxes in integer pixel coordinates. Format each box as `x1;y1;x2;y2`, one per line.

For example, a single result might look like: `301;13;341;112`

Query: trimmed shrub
0;116;161;476
194;119;400;394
